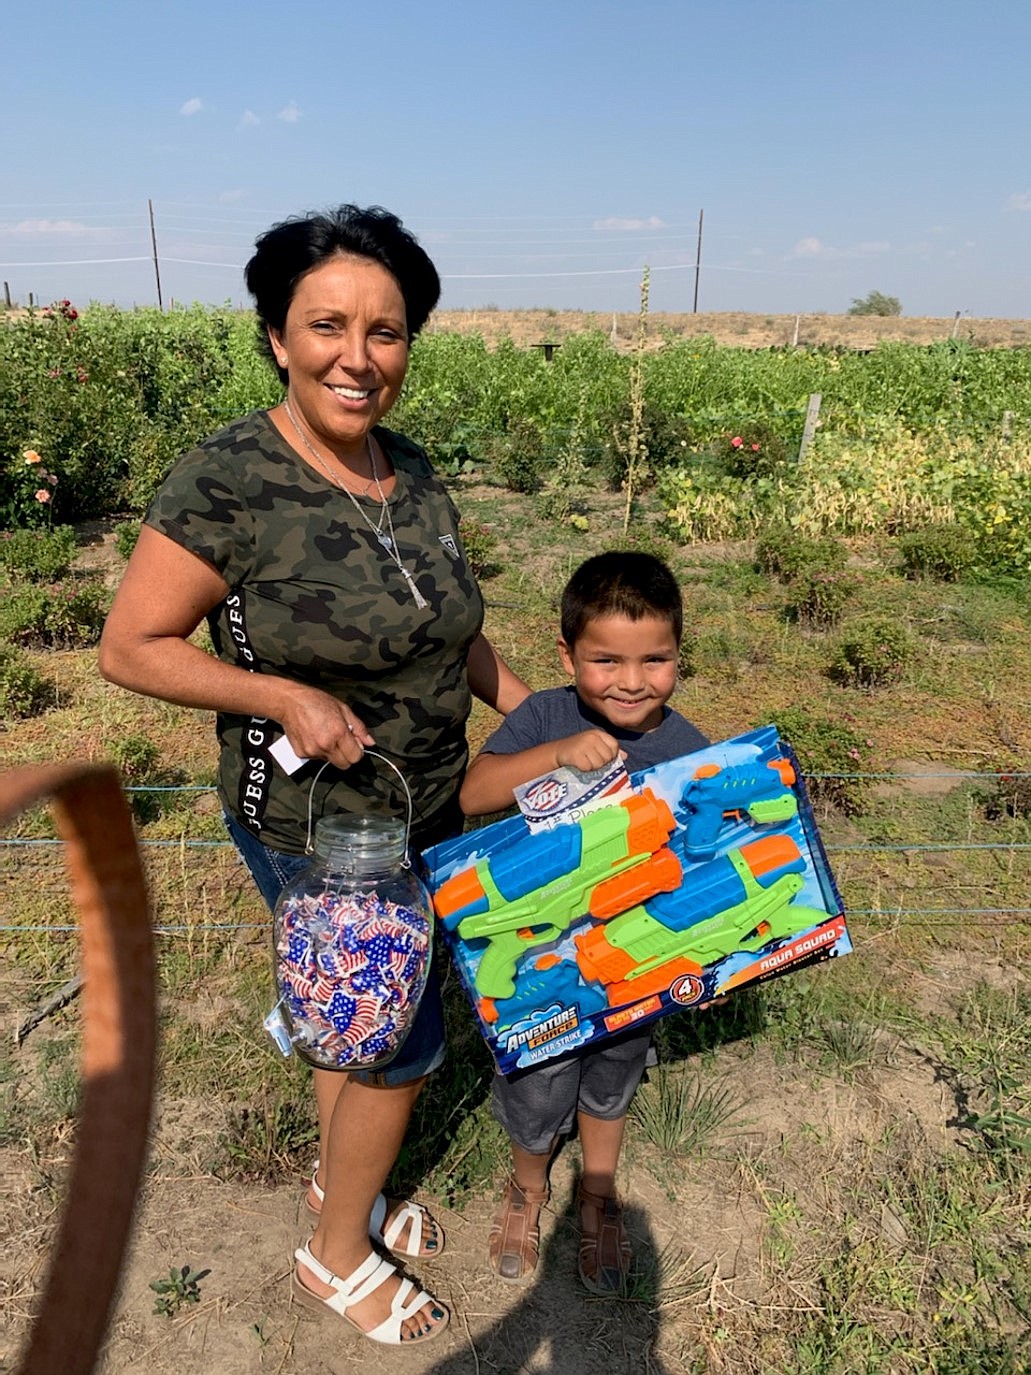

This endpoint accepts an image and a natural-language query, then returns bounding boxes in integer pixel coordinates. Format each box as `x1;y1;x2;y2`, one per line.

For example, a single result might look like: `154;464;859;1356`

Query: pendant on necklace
401;566;430;610
376;532;393;549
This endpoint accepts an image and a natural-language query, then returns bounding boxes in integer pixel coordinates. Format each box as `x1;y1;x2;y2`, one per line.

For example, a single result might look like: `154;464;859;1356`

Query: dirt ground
429;308;1031;352
0;980;983;1375
2;424;1028;1372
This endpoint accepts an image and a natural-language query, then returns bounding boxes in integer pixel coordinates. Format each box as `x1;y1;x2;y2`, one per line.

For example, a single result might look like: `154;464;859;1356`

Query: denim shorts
224;810;446;1087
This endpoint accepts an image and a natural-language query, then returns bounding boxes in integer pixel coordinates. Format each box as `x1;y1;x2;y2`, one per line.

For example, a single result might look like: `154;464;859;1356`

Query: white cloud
791;237;891;261
238;110;260;129
792;236;826;258
277;101;302;123
180;97;204;116
592;216;667;231
1006;190;1031;211
0;218;100;238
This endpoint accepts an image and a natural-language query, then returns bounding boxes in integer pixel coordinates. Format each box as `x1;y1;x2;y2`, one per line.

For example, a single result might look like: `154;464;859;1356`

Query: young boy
460;551;710;1292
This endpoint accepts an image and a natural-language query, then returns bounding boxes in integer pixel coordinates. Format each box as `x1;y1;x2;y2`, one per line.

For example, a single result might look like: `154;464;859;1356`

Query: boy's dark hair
244;204;441;383
560;551;683;646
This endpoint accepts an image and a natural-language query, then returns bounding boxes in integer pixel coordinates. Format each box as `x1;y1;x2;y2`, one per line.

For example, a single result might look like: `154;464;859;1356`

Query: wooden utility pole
148;199;164;311
692;208;704;313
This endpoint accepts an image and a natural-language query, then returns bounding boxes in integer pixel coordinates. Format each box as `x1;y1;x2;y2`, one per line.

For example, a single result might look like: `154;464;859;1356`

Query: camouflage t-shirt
145;410;485;852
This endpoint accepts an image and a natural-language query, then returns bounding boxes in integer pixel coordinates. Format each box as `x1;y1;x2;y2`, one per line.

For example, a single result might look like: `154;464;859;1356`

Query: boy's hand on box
554;730;625;773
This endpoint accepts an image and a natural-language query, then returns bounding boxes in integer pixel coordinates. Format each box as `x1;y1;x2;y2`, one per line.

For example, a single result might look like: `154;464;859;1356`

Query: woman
99;205;528;1346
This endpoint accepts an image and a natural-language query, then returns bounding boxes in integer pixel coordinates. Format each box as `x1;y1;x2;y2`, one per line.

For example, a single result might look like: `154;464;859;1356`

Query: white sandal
292;1241;449;1346
305;1161;446;1258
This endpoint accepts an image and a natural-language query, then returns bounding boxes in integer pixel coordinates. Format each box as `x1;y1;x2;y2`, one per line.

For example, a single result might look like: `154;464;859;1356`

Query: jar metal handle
304;749;415;864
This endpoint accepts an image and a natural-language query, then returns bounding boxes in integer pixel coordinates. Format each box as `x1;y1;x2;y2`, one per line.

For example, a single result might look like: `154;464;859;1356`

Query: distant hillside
428;309;1031;352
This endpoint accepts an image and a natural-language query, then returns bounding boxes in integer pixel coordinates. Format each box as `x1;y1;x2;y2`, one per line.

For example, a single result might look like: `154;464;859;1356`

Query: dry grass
428;308;1031;352
2;500;1030;1375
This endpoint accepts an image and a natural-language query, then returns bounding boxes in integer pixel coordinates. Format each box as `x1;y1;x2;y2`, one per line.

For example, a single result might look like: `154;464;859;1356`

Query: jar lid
313;814;405;871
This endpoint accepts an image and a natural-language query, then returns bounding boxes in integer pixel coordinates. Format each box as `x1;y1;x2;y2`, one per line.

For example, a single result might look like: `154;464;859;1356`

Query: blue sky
3;0;1029;317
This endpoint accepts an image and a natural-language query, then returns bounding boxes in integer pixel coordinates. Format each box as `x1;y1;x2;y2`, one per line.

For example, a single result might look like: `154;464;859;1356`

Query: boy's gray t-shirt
479;685;710;773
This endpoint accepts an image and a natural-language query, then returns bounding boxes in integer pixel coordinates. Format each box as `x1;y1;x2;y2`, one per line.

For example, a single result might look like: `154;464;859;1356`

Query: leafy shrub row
0;529;110;652
0;579;110;649
5;305;1031;525
0;644;54;720
664;422;1031;578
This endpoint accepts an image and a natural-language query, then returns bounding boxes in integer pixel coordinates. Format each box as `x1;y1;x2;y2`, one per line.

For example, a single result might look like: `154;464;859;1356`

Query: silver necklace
284;400;428;609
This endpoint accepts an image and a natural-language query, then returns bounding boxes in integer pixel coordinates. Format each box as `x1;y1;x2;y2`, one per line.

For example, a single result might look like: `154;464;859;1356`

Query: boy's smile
559;612;679;734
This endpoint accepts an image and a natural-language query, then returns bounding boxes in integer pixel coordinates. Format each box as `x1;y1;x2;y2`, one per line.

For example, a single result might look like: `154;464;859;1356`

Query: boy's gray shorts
491;1026;652;1154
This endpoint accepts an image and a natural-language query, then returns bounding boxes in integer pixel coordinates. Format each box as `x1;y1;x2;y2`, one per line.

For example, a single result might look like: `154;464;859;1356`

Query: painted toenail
431;1307;444;1320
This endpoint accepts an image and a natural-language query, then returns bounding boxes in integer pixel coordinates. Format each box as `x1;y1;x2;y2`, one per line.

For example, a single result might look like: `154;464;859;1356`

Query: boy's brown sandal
488;1177;551;1283
577;1184;632;1293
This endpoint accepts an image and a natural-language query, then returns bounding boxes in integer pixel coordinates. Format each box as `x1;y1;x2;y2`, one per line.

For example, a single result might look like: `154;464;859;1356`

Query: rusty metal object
2;764;155;1375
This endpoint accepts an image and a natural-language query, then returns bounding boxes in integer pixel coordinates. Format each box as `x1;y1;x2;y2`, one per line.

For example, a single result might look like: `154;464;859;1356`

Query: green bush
755;527;849;582
847;290;902;317
45;580;110;648
114;520;141;560
766;706;873;815
715;423;791;480
484;417;548;494
600;403;698;490
0;644;54;719
0;577;109;649
0;526;78;582
458;517;499;579
0;302;278;522
0;446;62;529
106;732;185;824
829;616;916;687
0;582;48;645
897;523;977;582
109;732;161;782
783;569;856;628
109;733;161;823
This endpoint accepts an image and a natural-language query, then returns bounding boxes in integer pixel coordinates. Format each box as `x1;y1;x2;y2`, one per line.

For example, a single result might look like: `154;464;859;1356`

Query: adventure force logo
503;1005;580;1054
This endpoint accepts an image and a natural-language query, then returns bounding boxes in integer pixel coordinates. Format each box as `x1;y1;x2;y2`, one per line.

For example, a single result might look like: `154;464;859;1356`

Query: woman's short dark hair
561;551;684;646
244;204;441;381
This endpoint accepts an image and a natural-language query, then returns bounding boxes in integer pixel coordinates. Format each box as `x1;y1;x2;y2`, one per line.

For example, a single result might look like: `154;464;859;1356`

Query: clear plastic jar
269;814;432;1070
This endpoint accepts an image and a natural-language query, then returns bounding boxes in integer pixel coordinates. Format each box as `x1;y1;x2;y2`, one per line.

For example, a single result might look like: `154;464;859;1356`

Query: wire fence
2;771;1030;934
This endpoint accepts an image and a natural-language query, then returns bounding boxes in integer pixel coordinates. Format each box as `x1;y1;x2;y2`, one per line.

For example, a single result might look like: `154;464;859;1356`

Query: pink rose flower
730;436;743;448
34;489;51;503
751;443;760;451
23;449;43;464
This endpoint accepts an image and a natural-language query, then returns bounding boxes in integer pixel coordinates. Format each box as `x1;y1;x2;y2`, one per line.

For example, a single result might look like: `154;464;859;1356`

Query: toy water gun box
422;725;850;1076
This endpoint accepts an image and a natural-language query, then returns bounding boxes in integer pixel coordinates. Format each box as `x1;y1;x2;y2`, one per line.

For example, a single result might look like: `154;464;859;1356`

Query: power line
0;255;151;267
